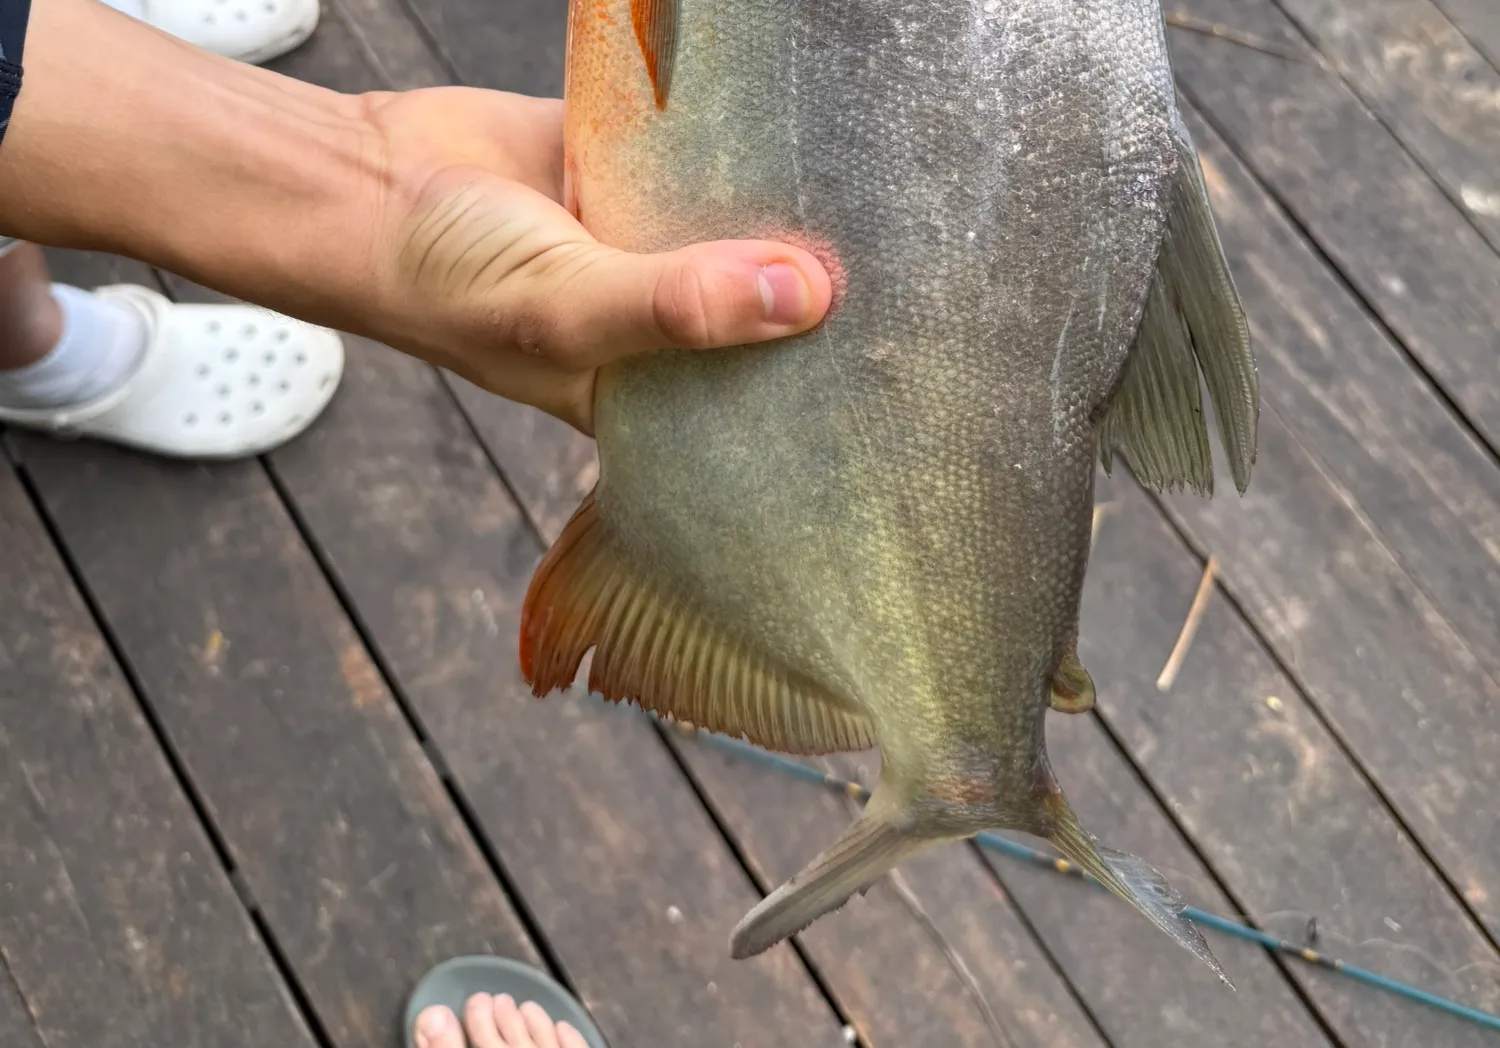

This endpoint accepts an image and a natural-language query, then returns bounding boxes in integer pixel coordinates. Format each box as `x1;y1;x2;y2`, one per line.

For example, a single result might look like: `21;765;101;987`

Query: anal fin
520;489;877;756
1101;118;1260;496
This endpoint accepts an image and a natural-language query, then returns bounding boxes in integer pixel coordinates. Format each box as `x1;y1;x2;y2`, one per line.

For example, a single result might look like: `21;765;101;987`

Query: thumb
520;239;834;368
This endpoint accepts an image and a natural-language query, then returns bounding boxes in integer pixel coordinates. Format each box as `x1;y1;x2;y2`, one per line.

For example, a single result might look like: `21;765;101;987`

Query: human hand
357;87;833;433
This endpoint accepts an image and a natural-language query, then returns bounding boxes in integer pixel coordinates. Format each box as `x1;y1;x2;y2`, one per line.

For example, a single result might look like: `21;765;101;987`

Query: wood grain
0;455;317;1048
24;250;542;1048
1178;103;1500;687
1089;474;1500;1048
1168;0;1500;452
1148;106;1500;944
1268;0;1500;247
1430;0;1500;68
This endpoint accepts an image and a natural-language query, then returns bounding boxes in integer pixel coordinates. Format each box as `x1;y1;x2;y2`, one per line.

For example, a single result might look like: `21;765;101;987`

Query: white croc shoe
0;285;345;460
141;0;320;64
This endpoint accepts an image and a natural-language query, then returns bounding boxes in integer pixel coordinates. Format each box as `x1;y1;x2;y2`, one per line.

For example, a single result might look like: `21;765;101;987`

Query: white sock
0;285;150;410
98;0;147;20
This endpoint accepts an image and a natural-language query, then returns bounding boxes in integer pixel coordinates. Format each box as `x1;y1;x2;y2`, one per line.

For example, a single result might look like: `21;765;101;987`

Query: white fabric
0;283;148;409
0;237;19;258
0;284;345;459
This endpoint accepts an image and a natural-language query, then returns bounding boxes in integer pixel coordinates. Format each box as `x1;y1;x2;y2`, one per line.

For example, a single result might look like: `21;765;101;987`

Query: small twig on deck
1156;555;1219;691
1165;10;1315;65
1090;502;1115;550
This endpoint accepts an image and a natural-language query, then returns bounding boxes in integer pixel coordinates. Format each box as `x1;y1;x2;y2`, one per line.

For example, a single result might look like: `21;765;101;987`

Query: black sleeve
0;0;30;149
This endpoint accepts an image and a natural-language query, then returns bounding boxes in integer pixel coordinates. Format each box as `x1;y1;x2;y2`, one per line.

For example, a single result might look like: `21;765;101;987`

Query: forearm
0;0;392;330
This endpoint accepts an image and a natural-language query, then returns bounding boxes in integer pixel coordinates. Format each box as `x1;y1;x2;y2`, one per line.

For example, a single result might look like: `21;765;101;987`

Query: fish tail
1047;794;1233;987
729;796;937;959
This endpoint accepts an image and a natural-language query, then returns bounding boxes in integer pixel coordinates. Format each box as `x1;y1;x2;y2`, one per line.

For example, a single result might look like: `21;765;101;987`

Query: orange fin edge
630;0;679;109
518;489;876;756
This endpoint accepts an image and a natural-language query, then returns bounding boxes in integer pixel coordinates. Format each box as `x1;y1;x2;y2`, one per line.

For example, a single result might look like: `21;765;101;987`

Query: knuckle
652;264;721;348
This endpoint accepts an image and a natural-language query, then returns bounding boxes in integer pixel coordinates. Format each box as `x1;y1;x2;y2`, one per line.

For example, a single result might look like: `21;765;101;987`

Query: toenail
418;1007;457;1039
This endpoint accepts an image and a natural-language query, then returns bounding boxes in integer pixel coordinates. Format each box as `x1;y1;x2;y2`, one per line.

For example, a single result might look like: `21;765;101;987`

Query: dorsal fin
631;0;679;109
520;489;877;756
1100;119;1259;496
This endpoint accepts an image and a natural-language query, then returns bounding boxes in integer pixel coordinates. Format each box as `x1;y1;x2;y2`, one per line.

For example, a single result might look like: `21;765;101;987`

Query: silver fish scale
590;0;1180;814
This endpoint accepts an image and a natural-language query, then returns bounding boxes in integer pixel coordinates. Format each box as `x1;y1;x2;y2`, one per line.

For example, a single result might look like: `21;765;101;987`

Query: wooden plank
262;331;844;1046
1159;402;1500;939
458;396;1341;1048
1181;91;1500;788
1430;0;1500;68
23;250;544;1048
1150;104;1500;943
1088;474;1500;1047
0;455;317;1048
1179;104;1500;691
1268;0;1500;247
368;0;566;95
980;711;1337;1048
298;0;449;90
1166;0;1500;451
0;972;42;1048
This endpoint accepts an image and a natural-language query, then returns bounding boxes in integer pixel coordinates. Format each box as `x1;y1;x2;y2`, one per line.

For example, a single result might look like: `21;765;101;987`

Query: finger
511;238;834;369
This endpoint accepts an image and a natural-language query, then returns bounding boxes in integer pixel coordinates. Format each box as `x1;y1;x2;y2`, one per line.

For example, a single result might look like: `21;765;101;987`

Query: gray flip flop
404;956;609;1048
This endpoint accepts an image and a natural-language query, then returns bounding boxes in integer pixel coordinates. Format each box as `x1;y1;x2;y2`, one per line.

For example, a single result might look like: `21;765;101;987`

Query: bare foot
414;993;591;1048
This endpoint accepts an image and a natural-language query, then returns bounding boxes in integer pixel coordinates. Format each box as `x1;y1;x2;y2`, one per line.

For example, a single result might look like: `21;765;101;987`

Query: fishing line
639;712;1500;1034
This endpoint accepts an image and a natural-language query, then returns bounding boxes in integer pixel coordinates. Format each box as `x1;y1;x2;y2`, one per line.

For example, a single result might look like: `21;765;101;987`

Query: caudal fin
730;807;934;959
1049;798;1232;987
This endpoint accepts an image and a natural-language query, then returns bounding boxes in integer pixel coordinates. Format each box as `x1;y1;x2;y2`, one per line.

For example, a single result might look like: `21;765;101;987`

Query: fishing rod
641;713;1500;1035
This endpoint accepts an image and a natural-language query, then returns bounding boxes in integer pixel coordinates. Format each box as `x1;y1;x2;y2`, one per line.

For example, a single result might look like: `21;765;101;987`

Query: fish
522;0;1259;977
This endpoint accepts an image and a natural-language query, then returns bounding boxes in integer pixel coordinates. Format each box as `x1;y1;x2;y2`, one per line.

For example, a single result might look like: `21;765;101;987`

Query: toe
555;1021;591;1048
413;1006;465;1048
520;1001;562;1048
492;993;536;1047
463;993;508;1048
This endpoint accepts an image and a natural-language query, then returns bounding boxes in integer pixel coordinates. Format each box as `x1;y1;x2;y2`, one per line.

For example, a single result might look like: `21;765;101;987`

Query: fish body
525;0;1258;973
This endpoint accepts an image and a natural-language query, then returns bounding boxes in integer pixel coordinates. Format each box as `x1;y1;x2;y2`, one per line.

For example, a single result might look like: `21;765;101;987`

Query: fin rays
1100;119;1259;496
520;490;877;756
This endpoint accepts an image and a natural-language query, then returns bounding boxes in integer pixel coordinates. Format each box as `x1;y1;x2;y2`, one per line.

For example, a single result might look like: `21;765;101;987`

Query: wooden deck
3;2;1499;1046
